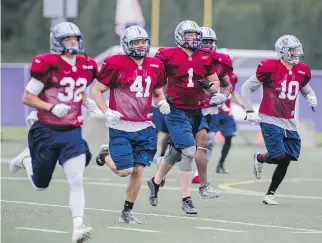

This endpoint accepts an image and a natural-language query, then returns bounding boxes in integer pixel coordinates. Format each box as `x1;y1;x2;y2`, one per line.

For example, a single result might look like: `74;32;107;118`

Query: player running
147;20;231;214
9;22;97;243
200;27;242;174
93;26;170;223
241;35;317;205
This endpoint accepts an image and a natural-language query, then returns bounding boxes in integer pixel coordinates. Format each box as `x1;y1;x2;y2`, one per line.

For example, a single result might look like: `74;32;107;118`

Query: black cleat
216;165;229;174
95;144;110;166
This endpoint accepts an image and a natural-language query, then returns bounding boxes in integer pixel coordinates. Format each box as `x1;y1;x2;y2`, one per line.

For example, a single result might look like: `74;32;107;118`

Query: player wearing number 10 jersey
241;35;317;205
93;26;169;224
9;22;97;243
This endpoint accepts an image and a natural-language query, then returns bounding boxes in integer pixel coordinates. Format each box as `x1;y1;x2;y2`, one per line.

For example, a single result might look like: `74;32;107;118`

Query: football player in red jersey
198;27;243;175
9;22;97;242
147;20;232;214
241;35;317;205
92;26;170;224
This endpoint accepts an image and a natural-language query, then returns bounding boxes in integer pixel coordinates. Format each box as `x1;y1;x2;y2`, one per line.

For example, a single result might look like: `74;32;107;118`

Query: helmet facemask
182;30;202;51
201;39;217;50
128;38;150;59
282;46;304;64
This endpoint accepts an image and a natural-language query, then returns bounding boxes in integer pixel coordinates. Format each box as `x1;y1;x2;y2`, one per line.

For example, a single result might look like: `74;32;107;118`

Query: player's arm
218;74;233;96
240;74;262;112
301;84;317;107
22;78;52;111
91;82;109;113
152;62;170;115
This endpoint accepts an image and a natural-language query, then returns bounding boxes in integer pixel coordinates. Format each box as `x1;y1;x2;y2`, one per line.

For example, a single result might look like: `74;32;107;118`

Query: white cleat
262;194;278;205
9;147;30;173
72;225;92;243
253;152;263;179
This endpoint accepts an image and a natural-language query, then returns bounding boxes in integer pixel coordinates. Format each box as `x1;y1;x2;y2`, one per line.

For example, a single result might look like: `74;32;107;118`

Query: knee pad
164;145;182;165
179;146;197;171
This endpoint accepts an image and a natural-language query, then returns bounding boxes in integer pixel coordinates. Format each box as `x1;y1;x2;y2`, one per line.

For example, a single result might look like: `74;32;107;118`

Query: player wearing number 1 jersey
92;26;169;224
241;35;317;205
8;22;97;243
147;20;228;215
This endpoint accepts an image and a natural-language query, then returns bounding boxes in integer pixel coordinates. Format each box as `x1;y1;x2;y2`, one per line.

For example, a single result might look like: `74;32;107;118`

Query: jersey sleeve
154;48;168;64
88;58;98;86
96;57;118;88
30;55;51;84
301;64;311;87
256;60;272;84
155;61;167;89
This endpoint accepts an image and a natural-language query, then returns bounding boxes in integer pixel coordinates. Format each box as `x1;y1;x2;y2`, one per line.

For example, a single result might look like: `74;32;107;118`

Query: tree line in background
2;0;322;69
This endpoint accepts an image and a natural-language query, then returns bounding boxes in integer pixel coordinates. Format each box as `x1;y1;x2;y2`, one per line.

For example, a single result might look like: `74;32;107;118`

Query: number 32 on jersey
58;77;87;102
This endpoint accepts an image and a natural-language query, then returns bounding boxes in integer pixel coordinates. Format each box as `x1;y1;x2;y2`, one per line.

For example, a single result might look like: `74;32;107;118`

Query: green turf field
1;128;322;243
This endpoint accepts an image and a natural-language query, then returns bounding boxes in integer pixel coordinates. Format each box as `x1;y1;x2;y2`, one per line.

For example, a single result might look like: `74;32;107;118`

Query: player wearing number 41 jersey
9;22;97;243
241;35;317;205
92;26;169;224
147;20;232;215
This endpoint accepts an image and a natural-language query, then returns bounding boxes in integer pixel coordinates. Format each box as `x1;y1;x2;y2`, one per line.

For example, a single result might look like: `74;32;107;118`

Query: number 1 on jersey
187;68;194;87
130;76;151;97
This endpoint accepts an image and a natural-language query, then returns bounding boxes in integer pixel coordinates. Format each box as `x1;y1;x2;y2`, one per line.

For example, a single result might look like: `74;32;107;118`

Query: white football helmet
175;20;202;51
275;35;304;64
200;27;217;50
50;22;84;54
121;26;150;59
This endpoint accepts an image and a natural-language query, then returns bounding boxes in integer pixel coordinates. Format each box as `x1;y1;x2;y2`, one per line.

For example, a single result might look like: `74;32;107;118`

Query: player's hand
83;98;103;115
210;93;227;105
157;100;170;115
105;108;122;125
198;79;211;90
50;104;71;118
306;94;317;107
245;111;261;124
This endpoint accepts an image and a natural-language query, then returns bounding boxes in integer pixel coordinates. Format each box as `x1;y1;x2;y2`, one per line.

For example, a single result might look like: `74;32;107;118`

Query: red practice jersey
30;53;97;127
256;59;311;119
204;52;234;109
219;72;238;113
155;47;222;110
97;55;167;122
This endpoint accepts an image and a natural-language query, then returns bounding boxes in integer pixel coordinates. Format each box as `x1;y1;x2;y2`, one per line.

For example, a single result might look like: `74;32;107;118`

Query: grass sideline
1;126;322;146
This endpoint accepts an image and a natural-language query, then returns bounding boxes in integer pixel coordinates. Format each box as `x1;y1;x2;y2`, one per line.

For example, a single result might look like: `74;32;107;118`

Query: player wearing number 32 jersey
9;22;97;243
241;35;317;205
93;26;169;224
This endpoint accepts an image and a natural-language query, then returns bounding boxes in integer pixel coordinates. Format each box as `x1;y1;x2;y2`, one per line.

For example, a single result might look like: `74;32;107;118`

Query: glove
209;93;227;105
50;104;71;118
198;79;213;90
156;100;170;115
83;98;103;115
244;111;261;124
306;94;317;107
105;108;122;125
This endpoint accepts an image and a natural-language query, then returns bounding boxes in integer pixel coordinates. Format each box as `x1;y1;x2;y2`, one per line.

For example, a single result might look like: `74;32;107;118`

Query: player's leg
96;128;134;177
59;129;93;242
216;113;237;173
263;130;301;205
148;107;198;214
206;114;219;161
121;126;157;224
9;111;38;171
194;115;220;199
10;121;58;190
254;123;295;205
